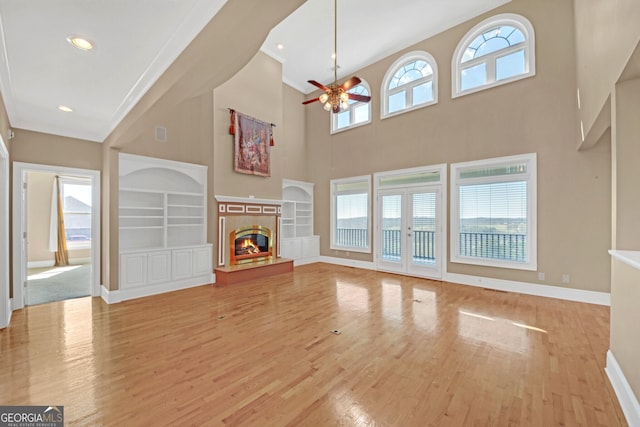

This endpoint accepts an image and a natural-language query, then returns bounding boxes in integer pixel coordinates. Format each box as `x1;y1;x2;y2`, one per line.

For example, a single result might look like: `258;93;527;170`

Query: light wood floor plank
0;263;627;426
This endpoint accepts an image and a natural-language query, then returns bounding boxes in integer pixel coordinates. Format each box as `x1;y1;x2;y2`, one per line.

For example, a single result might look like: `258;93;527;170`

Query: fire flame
241;238;261;254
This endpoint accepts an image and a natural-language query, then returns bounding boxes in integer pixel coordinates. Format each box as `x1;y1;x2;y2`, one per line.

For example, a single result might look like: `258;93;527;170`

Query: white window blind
451;153;536;270
331;177;371;252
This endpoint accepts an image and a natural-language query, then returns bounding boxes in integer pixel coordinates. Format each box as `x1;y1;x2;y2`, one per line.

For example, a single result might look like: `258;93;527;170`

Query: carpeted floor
26;263;91;306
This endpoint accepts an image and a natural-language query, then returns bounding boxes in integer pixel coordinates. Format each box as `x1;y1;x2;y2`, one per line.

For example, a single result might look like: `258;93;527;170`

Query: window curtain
49;176;69;266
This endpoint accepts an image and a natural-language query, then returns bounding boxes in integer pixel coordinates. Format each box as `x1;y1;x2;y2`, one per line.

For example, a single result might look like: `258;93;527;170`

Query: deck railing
337;228;526;262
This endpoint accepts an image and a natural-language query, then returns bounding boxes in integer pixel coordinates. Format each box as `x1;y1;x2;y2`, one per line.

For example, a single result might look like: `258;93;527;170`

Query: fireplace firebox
230;225;273;265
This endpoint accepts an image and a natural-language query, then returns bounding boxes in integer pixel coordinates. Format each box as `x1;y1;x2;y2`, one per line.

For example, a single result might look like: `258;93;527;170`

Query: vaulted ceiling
0;0;509;143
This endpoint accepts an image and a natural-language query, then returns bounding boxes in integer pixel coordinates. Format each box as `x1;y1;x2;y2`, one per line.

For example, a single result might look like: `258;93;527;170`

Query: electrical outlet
562;274;570;284
538;272;545;281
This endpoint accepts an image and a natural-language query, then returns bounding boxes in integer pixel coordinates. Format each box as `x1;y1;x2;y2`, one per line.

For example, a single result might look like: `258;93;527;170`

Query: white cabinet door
301;236;320;258
147;250;171;284
280;238;302;260
120;253;148;288
193;246;212;276
172;248;193;280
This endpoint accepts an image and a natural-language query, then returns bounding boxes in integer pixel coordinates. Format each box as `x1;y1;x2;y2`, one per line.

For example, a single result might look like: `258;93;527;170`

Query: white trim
293;256;322;267
318;256;376;271
330;175;372;253
452;13;536;98
101;274;214;304
381;51;438;119
373;163;447;280
27;257;91;269
0;134;9;328
605;350;640;427
214;195;283;206
12;162;101;309
317;258;609;305
450;153;537;271
609;249;640;271
444;272;610;306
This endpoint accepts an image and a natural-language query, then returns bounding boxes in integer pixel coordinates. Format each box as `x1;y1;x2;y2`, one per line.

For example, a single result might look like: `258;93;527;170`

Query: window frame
330;175;372;253
452;13;535;98
330;80;372;134
60;177;92;250
450;153;537;271
381;51;438;119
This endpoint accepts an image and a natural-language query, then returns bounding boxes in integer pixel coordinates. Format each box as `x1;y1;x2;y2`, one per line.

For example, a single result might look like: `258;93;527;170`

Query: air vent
155;126;167;142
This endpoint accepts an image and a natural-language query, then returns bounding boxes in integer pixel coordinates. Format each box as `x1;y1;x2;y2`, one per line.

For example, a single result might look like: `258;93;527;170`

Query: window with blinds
330;176;371;252
451;153;537;270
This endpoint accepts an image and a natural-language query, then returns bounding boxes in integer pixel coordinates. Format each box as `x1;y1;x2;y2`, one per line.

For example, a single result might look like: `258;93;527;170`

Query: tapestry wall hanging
230;110;274;177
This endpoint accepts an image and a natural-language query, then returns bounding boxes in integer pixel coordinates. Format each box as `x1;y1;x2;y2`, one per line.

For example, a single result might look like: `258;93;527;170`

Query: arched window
331;80;371;133
452;13;535;97
381;51;437;118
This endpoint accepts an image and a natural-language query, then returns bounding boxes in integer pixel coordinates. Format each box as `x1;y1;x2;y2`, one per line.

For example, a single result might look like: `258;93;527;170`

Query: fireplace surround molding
215;195;283;267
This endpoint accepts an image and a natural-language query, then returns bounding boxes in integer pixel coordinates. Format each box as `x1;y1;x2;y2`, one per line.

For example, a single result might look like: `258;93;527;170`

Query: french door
377;186;442;279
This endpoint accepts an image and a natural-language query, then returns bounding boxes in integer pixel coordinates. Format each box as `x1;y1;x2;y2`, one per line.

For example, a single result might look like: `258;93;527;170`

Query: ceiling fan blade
340;76;362;91
302;97;320;105
308;80;329;91
347;93;371;103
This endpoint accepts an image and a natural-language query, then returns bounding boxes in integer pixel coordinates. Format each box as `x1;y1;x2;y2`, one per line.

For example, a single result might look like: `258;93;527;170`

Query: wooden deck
0;263;626;426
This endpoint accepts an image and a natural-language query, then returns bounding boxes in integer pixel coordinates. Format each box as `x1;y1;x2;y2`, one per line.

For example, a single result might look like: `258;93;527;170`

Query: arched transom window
332;80;371;133
453;13;535;97
382;51;437;118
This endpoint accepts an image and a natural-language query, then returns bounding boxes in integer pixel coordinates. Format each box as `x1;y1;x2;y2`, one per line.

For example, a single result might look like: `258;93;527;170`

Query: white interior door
377;187;442;279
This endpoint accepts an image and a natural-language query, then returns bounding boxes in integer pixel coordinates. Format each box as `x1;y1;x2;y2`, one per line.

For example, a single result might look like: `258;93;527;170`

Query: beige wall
613;78;640;250
610;258;640;402
574;0;640;140
610;78;640;408
10;129;102;171
306;0;611;293
101;0;306;290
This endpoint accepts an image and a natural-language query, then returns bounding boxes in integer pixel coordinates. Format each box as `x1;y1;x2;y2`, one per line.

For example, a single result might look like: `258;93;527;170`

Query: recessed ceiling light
276;43;284;50
66;36;93;51
58;105;73;113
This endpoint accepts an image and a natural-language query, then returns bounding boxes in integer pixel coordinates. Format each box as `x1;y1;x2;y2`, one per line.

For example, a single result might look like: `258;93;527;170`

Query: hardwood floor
0;263;626;426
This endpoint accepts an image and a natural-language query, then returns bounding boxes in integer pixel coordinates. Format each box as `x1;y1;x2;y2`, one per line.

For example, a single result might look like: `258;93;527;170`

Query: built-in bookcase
118;153;212;295
281;179;319;262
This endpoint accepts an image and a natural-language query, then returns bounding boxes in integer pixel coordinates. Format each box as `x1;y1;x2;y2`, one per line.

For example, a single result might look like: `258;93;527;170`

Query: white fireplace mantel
215;195;283;206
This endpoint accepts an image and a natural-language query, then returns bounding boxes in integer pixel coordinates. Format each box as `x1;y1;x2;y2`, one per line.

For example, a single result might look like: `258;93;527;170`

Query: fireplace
230;225;273;265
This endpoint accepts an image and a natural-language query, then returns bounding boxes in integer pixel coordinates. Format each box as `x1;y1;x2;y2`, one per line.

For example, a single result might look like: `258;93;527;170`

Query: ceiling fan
302;0;371;113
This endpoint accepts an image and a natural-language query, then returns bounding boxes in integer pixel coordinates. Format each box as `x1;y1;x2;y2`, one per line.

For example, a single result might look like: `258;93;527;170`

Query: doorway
374;165;446;280
12;163;100;309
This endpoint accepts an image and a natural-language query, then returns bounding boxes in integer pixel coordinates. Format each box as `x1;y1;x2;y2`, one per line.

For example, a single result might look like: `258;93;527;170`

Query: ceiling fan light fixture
319;93;329;103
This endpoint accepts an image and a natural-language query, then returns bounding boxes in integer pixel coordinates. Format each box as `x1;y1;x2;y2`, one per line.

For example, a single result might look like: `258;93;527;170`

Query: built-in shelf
281;179;319;262
118;153;212;294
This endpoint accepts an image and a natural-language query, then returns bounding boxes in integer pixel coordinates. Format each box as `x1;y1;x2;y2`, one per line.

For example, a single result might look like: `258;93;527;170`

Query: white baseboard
444;272;610;306
0;298;11;329
316;257;609;306
293;256;322;267
318;256;376;270
28;258;92;269
606;350;640;426
101;274;214;304
27;260;55;268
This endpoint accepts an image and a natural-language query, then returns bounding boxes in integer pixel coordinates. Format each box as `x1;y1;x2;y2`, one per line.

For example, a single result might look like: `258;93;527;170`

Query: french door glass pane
412;192;436;266
381;194;402;262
